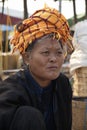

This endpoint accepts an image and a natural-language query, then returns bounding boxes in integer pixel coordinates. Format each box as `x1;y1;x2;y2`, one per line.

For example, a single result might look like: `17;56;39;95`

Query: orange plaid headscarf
10;7;73;54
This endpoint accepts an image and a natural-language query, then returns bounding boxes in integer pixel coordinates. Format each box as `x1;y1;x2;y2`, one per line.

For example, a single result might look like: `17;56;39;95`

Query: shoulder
57;73;70;84
0;70;29;98
4;69;26;83
0;69;27;90
56;73;72;97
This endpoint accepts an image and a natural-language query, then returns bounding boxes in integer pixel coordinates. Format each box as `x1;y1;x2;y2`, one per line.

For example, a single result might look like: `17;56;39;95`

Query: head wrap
10;7;73;54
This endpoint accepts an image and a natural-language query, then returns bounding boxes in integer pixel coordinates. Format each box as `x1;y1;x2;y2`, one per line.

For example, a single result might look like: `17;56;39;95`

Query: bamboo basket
0;52;21;70
72;97;87;130
72;67;87;97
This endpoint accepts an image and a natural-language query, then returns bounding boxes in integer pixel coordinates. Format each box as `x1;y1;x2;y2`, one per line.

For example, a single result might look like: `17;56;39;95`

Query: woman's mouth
47;66;58;71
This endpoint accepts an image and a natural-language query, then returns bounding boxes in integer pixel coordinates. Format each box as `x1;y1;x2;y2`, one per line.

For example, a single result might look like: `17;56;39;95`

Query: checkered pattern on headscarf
10;7;73;54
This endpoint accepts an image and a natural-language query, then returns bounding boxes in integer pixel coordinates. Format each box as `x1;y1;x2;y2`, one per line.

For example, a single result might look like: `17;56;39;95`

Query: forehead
33;37;62;49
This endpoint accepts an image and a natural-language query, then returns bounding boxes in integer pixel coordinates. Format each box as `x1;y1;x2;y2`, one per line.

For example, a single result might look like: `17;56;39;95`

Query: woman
0;7;73;130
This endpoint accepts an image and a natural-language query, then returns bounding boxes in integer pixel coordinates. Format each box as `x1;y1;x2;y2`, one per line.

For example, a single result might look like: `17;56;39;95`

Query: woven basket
0;52;21;70
73;67;87;97
72;97;87;130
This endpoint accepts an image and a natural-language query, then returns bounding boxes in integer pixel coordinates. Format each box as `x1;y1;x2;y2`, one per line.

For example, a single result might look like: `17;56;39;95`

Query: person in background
0;7;73;130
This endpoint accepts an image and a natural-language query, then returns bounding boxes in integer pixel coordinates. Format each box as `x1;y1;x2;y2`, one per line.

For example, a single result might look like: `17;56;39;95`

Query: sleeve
0;81;27;130
57;73;72;130
65;75;72;130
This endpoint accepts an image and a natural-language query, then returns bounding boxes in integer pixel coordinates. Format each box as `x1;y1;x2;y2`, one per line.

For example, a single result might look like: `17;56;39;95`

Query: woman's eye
41;51;49;55
56;51;63;55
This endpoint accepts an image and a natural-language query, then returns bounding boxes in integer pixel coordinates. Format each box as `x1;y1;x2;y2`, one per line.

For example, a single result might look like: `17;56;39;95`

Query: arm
0;81;28;130
56;73;72;130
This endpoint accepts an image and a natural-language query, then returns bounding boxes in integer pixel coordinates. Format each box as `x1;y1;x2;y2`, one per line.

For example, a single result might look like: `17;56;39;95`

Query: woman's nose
49;54;57;62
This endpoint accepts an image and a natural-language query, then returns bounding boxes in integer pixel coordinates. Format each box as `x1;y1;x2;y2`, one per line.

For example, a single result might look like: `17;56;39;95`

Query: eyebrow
41;46;63;50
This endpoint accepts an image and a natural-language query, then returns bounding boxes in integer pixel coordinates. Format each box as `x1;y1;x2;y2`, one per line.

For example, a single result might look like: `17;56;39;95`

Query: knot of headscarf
10;7;73;54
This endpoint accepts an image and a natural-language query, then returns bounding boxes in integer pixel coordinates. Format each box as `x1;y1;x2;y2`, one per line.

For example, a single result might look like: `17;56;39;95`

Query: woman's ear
22;52;31;65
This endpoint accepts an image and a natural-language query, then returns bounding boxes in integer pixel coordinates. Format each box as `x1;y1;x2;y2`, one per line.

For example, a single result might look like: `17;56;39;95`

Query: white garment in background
70;20;87;74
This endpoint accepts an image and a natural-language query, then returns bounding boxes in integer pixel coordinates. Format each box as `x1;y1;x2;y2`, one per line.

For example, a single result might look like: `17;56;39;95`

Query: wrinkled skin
23;37;64;87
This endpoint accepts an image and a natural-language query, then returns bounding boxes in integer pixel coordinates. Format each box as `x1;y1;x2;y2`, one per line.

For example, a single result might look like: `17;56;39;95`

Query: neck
29;70;51;88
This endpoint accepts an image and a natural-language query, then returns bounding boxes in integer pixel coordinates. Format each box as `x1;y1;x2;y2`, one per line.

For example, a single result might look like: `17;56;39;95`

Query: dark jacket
0;69;72;130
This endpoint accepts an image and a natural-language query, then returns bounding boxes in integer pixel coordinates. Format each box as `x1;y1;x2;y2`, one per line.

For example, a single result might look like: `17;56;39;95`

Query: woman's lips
47;66;58;71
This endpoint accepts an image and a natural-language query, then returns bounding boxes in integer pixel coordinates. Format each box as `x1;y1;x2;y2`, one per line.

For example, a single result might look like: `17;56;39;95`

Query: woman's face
25;37;64;86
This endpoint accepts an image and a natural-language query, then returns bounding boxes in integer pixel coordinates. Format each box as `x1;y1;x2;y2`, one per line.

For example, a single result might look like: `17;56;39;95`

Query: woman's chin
47;72;60;80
